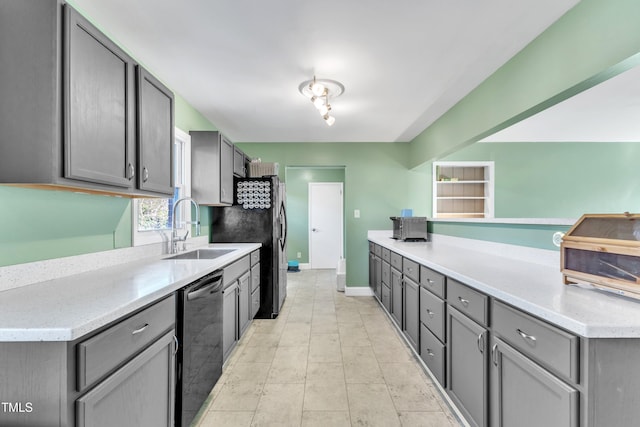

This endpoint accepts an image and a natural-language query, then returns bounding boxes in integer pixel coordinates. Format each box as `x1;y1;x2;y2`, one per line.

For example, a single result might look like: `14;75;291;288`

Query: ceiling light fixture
298;76;344;126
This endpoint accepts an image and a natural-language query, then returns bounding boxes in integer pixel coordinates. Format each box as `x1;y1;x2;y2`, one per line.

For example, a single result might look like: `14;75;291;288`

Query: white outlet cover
354;209;360;218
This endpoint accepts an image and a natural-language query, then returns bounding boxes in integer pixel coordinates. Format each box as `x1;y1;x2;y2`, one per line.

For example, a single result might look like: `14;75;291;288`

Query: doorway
309;182;344;269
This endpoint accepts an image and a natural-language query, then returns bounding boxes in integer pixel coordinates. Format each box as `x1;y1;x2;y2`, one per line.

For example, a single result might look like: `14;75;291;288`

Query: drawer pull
426;279;434;284
131;323;149;335
426;309;435;318
517;328;537;343
426;349;435;358
458;296;470;307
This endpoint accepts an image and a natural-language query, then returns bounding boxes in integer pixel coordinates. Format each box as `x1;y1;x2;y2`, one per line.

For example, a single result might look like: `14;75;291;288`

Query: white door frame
308;182;344;269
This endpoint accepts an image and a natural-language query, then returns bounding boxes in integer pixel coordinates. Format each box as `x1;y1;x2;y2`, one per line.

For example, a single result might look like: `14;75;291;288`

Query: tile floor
194;269;461;427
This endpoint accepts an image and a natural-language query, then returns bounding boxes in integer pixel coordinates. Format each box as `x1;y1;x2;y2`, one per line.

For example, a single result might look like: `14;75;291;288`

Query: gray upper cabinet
136;66;174;196
0;1;173;197
191;131;234;206
233;146;246;177
64;5;135;189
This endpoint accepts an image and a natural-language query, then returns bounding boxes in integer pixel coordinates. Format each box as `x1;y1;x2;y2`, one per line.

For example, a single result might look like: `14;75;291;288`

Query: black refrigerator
211;176;287;318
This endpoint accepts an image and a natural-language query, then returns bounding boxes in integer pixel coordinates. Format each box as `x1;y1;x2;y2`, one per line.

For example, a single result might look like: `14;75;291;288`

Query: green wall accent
0;186;131;266
237;142;417;287
284;167;345;264
175;94;217;132
409;0;640;166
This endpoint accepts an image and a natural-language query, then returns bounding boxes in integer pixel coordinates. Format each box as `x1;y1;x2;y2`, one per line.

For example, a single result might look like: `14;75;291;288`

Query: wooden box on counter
561;213;640;299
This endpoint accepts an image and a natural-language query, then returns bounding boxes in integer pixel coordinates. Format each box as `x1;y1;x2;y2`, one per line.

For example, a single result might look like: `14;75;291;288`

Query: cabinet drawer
250;249;260;266
492;300;579;382
403;258;419;282
251;263;260;292
420;287;445;342
390;252;402;271
77;295;175;392
447;279;488;326
374;244;382;257
381;248;391;263
381;261;390;285
420;266;446;299
420;324;446;386
369;241;375;253
251;287;260;318
224;255;251;287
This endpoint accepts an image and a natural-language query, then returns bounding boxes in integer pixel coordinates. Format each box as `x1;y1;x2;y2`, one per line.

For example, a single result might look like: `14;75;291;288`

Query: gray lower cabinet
222;281;238;361
403;276;420;351
390;267;403;327
238;272;251;337
76;331;176;427
381;283;391;312
447;306;488;427
489;336;578;427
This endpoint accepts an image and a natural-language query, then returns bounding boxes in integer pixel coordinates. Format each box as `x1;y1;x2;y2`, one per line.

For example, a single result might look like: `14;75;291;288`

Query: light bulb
324;114;335;126
311;82;326;97
318;105;329;115
313;96;325;109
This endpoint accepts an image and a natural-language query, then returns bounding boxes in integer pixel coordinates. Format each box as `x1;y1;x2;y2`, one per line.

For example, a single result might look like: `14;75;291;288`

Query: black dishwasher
175;269;224;427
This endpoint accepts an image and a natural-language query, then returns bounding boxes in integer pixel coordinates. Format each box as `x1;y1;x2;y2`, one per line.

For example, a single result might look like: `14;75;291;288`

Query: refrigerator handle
280;201;288;250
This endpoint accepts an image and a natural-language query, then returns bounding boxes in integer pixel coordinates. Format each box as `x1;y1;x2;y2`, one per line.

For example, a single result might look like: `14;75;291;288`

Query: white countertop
0;243;260;342
369;230;640;338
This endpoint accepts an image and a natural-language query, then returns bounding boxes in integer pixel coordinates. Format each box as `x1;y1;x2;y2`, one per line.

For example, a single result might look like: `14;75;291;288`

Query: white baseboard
345;286;374;297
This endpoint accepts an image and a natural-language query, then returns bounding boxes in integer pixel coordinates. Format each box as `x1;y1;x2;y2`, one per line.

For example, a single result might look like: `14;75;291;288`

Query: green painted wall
237;143;416;286
284;167;345;264
410;0;640;166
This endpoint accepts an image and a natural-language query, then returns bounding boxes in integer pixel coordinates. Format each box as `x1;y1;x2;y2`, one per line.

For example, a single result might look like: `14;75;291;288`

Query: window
132;128;191;246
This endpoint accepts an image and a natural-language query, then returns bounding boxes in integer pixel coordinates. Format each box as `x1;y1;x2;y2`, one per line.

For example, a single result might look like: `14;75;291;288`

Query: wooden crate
562;213;640;299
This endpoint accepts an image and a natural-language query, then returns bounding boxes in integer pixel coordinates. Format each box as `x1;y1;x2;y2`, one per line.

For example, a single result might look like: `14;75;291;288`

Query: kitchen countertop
0;243;260;342
369;230;640;338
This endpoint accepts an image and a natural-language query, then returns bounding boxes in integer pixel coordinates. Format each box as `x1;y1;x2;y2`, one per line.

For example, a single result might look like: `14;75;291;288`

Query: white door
309;182;344;269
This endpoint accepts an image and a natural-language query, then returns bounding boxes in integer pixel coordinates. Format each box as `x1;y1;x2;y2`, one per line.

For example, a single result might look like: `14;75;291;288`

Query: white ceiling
481;63;640;143
71;0;579;143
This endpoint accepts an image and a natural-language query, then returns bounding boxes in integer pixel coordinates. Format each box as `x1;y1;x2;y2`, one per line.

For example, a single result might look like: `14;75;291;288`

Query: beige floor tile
308;333;342;363
246;332;282;348
199;410;254;427
388;382;443;411
303;381;349;411
306;362;345;382
209;382;263;411
347;383;401;427
225;362;271;384
236;345;277;364
398;411;456;427
301;410;351;427
266;345;308;383
279;322;311;346
338;323;371;347
252;383;305;427
380;362;427;385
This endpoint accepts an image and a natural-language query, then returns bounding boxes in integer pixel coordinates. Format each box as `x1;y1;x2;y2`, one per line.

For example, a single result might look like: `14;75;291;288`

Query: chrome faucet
171;197;201;254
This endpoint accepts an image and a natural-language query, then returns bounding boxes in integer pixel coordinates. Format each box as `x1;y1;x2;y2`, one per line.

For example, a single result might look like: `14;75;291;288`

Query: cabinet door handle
426;349;435;358
516;328;537;342
426;309;435;318
491;343;498;366
173;335;179;356
128;163;135;180
143;167;149;182
458;296;470;307
477;332;485;354
132;323;149;335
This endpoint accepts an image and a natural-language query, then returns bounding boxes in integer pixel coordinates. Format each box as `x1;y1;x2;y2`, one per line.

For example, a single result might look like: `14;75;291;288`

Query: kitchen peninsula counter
0;243;260;342
369;230;640;338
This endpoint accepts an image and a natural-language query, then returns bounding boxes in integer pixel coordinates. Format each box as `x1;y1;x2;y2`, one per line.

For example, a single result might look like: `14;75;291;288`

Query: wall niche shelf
433;161;494;219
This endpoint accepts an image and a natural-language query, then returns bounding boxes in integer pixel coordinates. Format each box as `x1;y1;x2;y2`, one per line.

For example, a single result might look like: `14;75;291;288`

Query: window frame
132;127;192;246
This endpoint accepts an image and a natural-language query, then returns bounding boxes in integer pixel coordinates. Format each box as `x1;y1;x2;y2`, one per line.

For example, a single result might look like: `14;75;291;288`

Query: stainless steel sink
164;248;235;260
